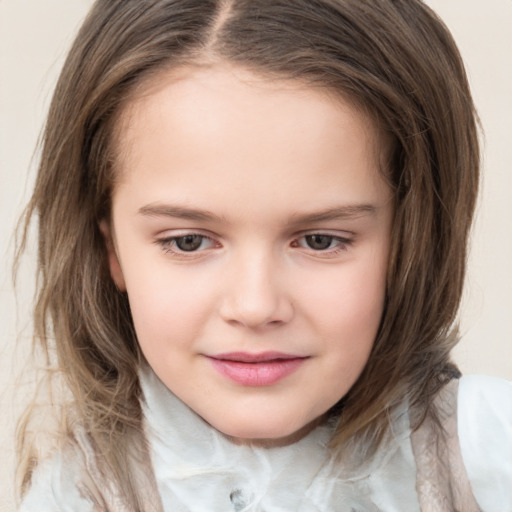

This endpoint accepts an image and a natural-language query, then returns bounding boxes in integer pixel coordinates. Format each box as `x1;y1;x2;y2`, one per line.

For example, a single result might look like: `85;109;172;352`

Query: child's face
105;65;393;445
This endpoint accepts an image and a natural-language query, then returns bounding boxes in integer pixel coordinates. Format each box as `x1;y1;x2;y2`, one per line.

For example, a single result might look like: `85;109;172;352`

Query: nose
219;251;294;329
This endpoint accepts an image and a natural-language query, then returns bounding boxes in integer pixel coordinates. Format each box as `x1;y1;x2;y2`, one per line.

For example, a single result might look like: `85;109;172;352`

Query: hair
17;0;479;507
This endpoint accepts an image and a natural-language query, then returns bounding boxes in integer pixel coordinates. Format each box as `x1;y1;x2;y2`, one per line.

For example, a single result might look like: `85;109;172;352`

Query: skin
103;64;393;446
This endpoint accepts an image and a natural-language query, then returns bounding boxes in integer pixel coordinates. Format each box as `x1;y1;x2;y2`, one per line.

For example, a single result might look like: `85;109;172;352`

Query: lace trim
411;379;481;512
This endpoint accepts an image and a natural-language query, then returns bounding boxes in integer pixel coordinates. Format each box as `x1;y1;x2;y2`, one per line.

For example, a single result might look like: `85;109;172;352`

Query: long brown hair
17;0;479;507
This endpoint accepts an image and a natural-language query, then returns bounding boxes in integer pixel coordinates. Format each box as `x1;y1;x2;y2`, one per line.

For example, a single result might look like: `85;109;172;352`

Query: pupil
176;235;202;251
306;235;332;250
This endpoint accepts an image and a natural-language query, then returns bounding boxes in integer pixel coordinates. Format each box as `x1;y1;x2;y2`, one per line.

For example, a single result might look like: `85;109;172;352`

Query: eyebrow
288;204;377;225
138;202;377;224
138;203;226;222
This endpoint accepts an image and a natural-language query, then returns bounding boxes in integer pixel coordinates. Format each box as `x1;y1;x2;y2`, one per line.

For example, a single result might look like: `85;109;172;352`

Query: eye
156;234;218;254
174;234;206;252
304;234;336;250
292;233;353;254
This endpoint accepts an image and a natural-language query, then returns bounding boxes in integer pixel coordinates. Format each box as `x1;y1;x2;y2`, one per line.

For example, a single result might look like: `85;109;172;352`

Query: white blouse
20;370;512;511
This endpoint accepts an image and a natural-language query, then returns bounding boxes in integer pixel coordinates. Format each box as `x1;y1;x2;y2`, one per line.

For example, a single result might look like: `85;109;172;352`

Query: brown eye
175;235;204;251
305;234;334;250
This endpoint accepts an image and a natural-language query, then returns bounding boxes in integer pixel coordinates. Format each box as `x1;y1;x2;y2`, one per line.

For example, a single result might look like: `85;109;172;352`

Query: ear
99;220;127;292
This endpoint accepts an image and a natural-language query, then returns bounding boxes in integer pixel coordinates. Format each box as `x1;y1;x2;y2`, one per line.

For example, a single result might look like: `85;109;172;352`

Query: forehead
114;63;384;168
110;63;391;219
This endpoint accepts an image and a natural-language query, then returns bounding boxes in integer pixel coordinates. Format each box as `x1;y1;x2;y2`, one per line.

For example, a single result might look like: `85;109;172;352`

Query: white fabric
20;449;93;512
20;371;512;511
141;367;419;512
458;375;512;512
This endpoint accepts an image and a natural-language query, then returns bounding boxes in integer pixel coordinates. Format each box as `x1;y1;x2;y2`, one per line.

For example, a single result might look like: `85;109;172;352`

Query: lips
207;352;308;386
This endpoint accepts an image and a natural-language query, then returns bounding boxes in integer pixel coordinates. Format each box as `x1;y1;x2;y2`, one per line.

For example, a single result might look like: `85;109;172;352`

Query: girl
16;0;511;511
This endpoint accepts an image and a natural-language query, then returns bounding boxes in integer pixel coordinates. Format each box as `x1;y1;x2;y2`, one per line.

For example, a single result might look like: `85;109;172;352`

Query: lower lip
208;357;306;386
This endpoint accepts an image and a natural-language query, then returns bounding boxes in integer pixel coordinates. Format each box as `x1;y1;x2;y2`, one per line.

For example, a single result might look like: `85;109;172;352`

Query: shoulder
457;375;512;512
19;424;109;512
19;445;95;512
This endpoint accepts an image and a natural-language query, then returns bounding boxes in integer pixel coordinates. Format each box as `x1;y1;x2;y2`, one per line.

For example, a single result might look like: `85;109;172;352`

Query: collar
140;366;419;511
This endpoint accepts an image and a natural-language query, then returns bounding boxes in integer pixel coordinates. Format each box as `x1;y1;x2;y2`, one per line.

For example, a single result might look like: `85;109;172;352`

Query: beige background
1;1;511;509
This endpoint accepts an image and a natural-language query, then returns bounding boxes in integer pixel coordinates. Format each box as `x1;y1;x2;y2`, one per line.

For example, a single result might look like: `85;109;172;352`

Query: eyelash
291;234;352;255
157;234;219;255
155;232;353;259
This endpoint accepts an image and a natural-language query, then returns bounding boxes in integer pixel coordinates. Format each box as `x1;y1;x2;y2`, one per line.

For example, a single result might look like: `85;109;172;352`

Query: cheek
123;265;216;351
310;263;385;325
300;256;387;357
307;268;386;400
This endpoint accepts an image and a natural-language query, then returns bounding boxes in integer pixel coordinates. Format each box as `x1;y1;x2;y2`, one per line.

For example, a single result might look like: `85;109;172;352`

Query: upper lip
208;351;307;363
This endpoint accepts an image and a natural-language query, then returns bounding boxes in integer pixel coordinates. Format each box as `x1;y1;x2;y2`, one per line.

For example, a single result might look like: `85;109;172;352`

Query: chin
211;415;324;448
220;422;291;441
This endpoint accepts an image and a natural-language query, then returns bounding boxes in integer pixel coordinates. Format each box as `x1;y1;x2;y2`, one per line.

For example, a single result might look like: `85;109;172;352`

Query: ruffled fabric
458;375;512;511
140;367;420;512
20;452;94;512
20;369;511;511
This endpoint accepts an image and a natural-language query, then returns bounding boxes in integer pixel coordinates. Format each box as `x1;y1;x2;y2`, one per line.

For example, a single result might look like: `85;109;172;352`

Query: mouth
206;352;308;387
